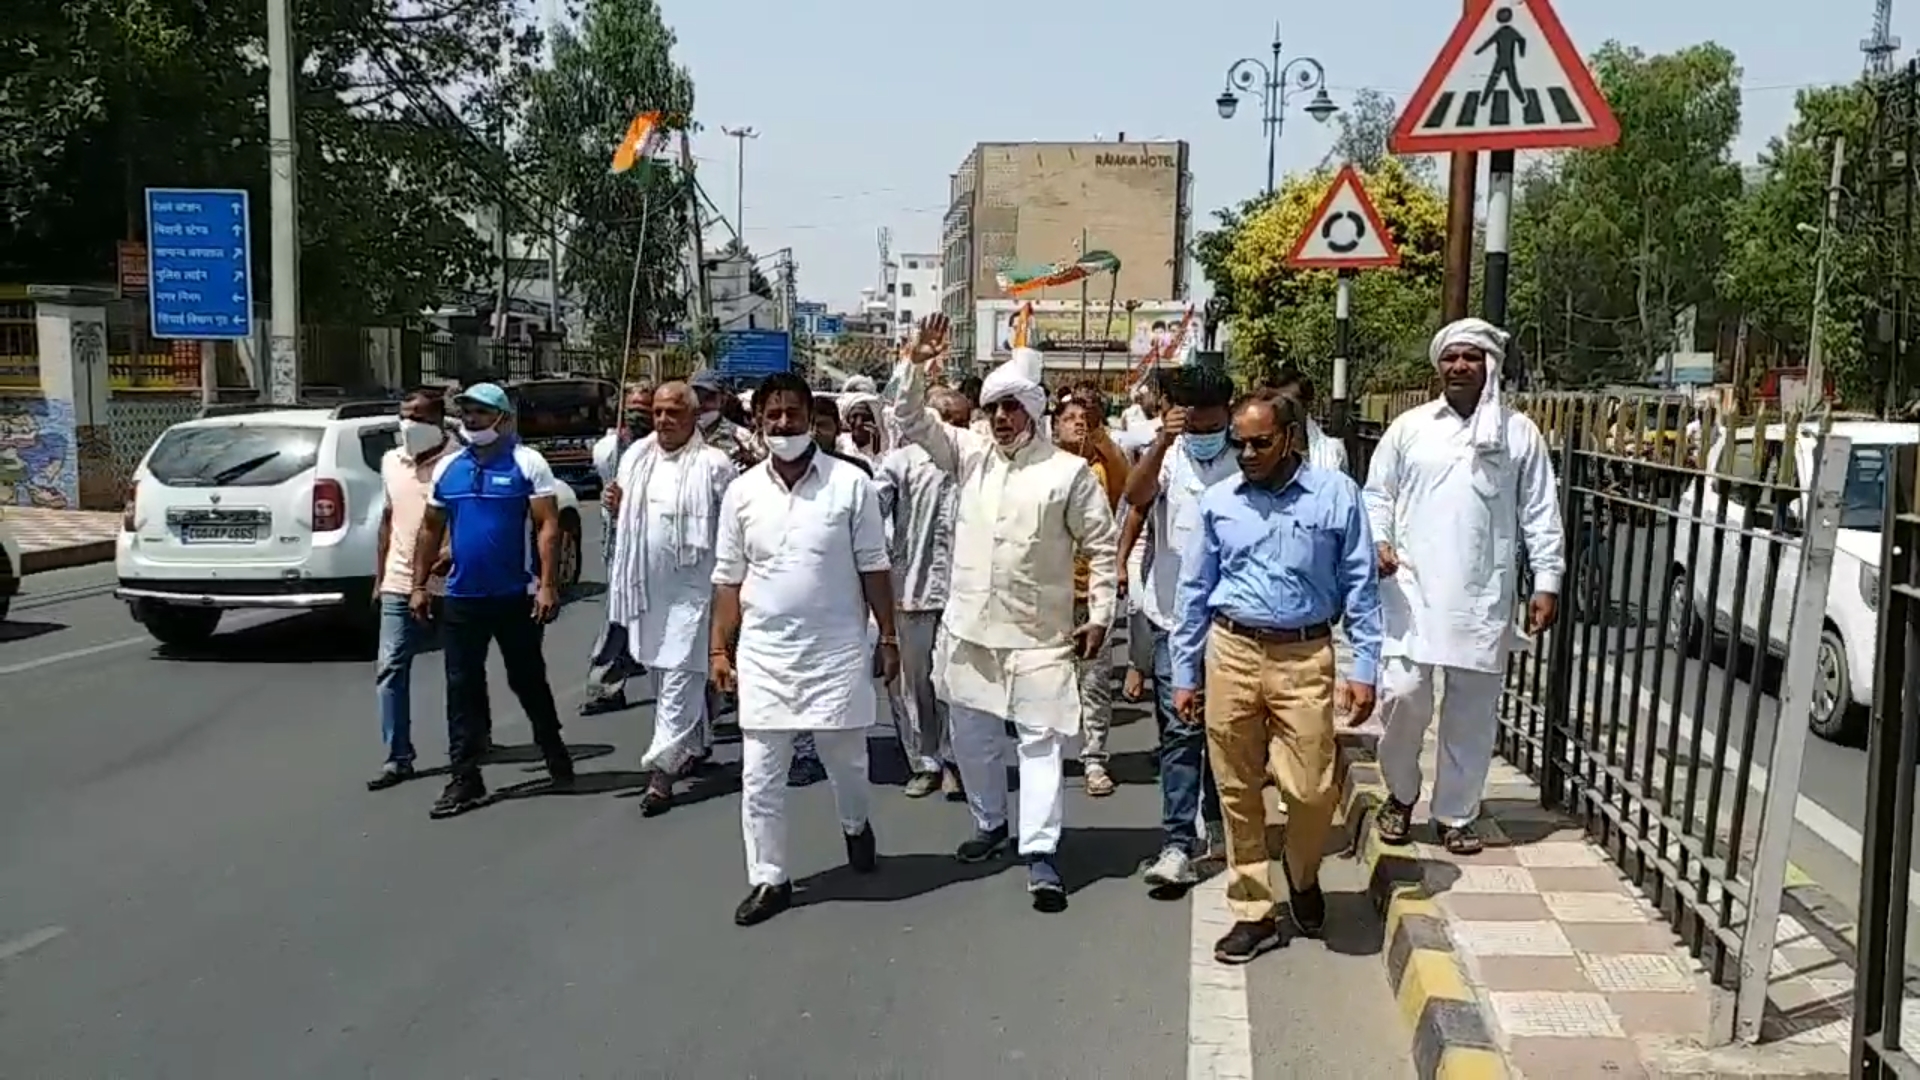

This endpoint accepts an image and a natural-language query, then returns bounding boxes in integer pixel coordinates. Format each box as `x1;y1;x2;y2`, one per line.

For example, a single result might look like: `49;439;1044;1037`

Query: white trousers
1377;657;1506;828
949;703;1065;857
741;729;871;887
639;667;709;774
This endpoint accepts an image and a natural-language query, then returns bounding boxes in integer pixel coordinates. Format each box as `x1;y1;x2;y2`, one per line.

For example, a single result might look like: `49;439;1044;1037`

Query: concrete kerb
1336;741;1510;1080
20;540;116;576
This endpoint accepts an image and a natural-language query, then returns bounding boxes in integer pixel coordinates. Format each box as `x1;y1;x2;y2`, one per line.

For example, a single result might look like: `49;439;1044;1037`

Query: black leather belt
1211;613;1332;645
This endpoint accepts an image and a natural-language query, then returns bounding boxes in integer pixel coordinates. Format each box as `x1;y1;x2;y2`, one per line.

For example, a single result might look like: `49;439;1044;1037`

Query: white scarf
607;431;719;623
1429;317;1508;453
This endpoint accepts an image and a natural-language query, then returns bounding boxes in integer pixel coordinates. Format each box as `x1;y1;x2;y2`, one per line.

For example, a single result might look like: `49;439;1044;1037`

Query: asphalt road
0;512;1409;1080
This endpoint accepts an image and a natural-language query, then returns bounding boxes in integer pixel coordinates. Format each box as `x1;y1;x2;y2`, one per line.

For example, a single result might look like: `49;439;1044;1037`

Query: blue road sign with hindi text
145;188;254;340
715;329;791;379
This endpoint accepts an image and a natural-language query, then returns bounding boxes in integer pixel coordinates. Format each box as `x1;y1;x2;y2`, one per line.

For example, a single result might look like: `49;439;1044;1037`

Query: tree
1718;83;1876;400
0;0;540;324
1509;42;1744;385
519;0;695;353
1220;157;1448;392
1320;88;1437;186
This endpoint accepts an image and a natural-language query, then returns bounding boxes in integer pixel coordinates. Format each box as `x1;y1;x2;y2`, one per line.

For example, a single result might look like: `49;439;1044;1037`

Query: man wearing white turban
1362;318;1565;856
891;314;1119;913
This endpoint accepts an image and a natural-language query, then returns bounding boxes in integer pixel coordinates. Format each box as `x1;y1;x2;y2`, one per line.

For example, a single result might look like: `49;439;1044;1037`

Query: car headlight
1862;563;1881;611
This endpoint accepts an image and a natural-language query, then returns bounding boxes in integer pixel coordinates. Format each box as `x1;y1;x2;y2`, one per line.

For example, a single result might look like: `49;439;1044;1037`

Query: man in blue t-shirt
410;382;572;819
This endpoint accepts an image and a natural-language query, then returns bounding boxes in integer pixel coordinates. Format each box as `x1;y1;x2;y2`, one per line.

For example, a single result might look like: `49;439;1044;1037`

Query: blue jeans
377;593;438;766
1154;625;1220;852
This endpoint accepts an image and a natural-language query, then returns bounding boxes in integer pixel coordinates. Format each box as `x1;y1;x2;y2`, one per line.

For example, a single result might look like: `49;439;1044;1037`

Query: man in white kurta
892;321;1119;913
605;382;736;815
1364;319;1565;855
711;374;900;927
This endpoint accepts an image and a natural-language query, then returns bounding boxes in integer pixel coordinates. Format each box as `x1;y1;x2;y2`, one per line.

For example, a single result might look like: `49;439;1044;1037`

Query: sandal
1376;798;1414;846
1437;824;1484;856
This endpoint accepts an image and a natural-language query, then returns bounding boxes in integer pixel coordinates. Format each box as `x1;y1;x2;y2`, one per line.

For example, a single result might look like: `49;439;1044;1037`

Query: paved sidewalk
0;507;119;572
1344;725;1853;1079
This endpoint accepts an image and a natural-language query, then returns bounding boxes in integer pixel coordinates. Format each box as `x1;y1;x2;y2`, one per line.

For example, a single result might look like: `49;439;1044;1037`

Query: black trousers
443;594;564;778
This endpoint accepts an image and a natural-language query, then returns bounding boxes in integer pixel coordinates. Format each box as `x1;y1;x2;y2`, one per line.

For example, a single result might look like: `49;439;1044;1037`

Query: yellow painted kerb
1434;1045;1510;1080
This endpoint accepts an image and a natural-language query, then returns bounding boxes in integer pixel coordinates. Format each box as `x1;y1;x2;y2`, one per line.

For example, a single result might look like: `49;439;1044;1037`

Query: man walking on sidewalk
412;382;574;819
1173;391;1381;963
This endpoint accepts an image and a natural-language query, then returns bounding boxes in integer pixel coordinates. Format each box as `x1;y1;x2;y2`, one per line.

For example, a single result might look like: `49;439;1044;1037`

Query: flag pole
617;190;653;394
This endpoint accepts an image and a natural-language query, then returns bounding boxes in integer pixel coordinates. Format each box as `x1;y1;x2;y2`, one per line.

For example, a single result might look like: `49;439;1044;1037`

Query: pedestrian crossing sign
1286;165;1401;271
1389;0;1619;154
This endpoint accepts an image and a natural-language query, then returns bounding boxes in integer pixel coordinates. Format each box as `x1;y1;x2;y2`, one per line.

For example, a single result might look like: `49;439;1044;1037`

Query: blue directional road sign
815;315;844;337
715;329;791;379
144;188;254;340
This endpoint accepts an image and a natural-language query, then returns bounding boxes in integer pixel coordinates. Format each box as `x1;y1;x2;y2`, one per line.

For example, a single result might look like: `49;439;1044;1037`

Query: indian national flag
611;111;671;173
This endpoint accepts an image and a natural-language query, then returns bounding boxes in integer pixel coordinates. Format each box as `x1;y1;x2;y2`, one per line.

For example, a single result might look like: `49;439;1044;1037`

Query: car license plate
178;523;259;544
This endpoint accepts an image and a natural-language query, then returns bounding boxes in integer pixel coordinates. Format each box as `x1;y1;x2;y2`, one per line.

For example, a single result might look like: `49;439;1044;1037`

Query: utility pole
265;0;301;404
721;126;757;242
1806;135;1846;405
680;131;711;340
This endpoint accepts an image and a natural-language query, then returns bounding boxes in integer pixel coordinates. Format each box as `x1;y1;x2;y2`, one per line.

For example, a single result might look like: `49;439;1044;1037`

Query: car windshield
1839;445;1889;531
145;425;323;487
513;383;612;439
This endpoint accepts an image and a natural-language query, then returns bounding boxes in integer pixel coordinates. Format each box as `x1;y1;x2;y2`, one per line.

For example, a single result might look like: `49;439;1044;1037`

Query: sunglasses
983;400;1027;416
1227;433;1283;453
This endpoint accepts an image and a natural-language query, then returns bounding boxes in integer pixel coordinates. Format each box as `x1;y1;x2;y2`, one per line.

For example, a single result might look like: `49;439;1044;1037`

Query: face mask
698;409;720;430
1185;431;1228;462
463;418;501;447
766;433;813;462
625;412;653;436
398;419;446;458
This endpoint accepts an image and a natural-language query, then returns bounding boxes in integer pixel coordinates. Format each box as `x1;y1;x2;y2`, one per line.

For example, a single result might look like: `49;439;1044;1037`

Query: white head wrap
841;374;878;395
978;347;1050;446
1430;317;1508;452
836;391;892;455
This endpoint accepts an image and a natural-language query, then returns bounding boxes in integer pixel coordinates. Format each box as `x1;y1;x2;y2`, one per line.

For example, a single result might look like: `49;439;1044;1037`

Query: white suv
1666;419;1911;743
115;407;585;646
0;510;21;622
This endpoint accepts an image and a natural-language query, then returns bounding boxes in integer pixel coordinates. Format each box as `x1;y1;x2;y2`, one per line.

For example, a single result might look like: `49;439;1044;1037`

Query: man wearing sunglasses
1172;391;1382;964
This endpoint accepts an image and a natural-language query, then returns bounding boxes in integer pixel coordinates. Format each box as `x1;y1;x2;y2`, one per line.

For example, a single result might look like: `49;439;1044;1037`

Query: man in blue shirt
412;382;572;819
1171;390;1382;965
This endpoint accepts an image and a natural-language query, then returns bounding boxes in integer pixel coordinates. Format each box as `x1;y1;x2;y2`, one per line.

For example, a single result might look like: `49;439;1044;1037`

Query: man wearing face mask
412;382;574;819
1173;391;1382;964
1365;319;1563;857
367;390;454;791
1116;365;1237;887
689;369;762;469
582;382;656;717
892;314;1119;914
605;381;736;815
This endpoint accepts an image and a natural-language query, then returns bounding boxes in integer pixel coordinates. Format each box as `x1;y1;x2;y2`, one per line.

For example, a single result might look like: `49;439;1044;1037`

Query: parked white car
0;510;22;622
115;407;585;646
1666;419;1911;743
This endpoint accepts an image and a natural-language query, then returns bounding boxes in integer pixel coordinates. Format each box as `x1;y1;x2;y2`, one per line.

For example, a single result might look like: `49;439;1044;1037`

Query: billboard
974;299;1193;366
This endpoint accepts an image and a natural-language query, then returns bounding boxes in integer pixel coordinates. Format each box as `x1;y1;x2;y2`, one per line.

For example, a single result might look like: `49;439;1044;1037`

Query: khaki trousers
1203;624;1338;923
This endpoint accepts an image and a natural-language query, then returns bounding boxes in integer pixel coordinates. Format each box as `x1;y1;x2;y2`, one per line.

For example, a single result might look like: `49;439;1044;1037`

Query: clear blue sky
647;0;1901;310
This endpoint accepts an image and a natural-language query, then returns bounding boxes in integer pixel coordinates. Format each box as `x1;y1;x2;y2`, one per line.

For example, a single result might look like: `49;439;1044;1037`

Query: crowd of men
365;313;1565;962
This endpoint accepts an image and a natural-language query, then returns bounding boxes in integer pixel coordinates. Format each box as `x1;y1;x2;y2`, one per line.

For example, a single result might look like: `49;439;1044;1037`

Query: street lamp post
1217;23;1338;195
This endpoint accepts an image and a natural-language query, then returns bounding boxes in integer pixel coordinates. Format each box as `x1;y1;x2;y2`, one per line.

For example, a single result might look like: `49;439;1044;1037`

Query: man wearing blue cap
410;381;575;819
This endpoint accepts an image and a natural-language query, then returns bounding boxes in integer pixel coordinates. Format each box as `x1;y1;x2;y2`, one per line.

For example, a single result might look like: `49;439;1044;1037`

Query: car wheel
559;512;583;591
1666;567;1702;657
0;547;13;623
1808;625;1865;744
140;603;222;646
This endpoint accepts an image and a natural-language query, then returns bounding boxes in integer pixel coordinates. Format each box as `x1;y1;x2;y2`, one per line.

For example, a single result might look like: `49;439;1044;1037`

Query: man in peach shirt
368;390;453;791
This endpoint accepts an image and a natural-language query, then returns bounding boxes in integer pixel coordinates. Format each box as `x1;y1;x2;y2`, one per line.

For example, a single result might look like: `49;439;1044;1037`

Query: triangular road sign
1389;0;1619;154
1286;166;1401;271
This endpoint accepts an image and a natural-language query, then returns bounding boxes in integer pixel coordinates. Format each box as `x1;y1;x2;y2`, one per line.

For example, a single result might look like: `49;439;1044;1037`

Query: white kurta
889;361;1119;735
611;439;734;674
712;451;891;731
1361;399;1566;674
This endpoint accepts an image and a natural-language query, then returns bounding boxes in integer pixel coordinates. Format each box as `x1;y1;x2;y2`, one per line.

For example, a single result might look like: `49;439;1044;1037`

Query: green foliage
0;0;541;323
1320;88;1438;186
518;0;695;351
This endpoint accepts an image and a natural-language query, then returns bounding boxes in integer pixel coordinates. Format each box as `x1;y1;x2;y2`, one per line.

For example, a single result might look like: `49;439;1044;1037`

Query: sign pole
1332;269;1353;436
265;0;301;405
1482;149;1515;328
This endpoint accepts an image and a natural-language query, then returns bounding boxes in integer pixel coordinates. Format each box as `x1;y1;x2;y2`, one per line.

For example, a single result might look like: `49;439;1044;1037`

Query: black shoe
956;823;1010;863
1377;797;1415;846
578;694;629;717
1213;919;1283;965
366;762;415;791
477;740;508;764
544;748;576;788
1280;858;1327;936
845;822;878;873
733;882;793;927
639;781;673;818
429;774;489;819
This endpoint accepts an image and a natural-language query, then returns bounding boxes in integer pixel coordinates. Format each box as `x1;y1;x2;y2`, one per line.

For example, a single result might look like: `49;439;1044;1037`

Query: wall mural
0;395;78;508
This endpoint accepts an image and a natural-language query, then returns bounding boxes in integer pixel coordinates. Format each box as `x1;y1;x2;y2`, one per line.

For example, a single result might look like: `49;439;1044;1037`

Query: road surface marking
1187;872;1254;1079
0;926;65;963
0;636;149;677
1591;656;1920;908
